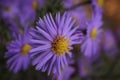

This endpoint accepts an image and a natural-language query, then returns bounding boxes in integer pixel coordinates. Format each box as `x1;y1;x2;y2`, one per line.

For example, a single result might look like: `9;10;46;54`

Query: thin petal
30;44;51;53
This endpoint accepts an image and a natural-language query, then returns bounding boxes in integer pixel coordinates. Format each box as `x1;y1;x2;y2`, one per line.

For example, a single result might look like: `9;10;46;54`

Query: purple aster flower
102;29;118;58
18;6;36;27
62;0;85;9
63;0;92;29
0;0;20;21
81;13;103;56
19;0;45;9
69;9;92;29
91;0;104;13
117;28;120;41
0;0;36;27
37;0;46;8
15;0;46;27
5;27;31;73
15;0;37;27
92;0;104;8
0;0;36;38
30;12;81;75
62;0;77;8
78;57;91;78
53;66;75;80
8;20;23;38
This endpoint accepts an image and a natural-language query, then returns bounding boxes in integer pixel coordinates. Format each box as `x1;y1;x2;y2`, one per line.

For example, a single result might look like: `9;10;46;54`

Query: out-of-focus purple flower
92;0;104;8
16;0;37;26
81;13;103;56
78;57;90;77
15;0;37;37
18;6;36;27
0;0;37;39
63;0;92;29
8;20;23;38
91;0;104;13
102;29;118;58
117;28;120;41
5;28;31;73
0;0;36;26
20;0;45;9
30;12;82;75
62;0;75;13
37;0;46;8
53;66;75;80
69;9;92;29
0;0;20;21
62;0;78;8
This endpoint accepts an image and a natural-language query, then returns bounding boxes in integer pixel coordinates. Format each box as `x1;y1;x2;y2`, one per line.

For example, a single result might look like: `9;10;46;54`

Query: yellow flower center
32;0;37;9
21;44;31;55
52;36;69;55
90;28;97;38
97;0;104;7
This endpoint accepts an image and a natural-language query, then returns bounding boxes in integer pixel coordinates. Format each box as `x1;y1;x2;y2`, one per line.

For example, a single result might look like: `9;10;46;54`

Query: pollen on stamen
90;28;97;39
21;44;31;55
51;35;69;55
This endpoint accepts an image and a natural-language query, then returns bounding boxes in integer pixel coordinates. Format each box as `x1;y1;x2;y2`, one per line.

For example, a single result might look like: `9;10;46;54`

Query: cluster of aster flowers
0;0;119;80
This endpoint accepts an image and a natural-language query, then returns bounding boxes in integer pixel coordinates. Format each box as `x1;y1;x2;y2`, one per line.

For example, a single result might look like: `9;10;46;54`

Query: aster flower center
52;36;69;55
90;28;97;38
32;0;37;9
97;0;104;7
21;44;31;55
